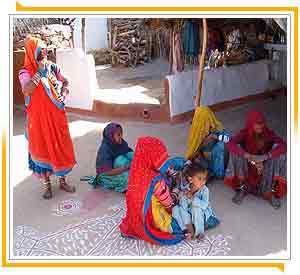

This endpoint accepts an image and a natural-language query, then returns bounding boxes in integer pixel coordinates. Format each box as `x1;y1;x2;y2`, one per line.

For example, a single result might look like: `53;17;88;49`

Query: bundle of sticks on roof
108;18;170;67
13;18;75;50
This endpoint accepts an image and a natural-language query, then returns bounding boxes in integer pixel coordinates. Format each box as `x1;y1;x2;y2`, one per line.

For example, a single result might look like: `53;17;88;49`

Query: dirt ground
12;95;288;258
94;59;169;105
94;58;197;105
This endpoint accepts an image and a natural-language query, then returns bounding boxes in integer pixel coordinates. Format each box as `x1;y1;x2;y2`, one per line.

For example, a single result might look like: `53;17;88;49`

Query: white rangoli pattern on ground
14;201;232;256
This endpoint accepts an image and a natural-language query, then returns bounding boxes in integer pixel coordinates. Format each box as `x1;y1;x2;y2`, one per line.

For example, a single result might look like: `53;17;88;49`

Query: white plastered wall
56;48;98;110
166;59;282;117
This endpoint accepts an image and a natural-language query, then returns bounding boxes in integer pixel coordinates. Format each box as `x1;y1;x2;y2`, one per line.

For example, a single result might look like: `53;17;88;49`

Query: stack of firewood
108;18;170;67
108;18;148;67
89;48;112;65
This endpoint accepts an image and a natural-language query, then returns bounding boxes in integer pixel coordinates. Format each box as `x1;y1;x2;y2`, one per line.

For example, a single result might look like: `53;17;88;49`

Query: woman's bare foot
42;179;52;199
59;176;76;193
270;195;281;209
232;189;246;205
270;181;281;209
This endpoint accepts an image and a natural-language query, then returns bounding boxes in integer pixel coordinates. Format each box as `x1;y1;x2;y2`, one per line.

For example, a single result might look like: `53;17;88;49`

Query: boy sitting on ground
172;162;220;240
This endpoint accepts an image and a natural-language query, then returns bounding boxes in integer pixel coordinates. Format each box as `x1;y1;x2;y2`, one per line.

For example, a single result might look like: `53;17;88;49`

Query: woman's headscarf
23;36;65;109
95;123;132;174
244;111;272;154
185;107;224;160
24;36;46;75
246;111;267;134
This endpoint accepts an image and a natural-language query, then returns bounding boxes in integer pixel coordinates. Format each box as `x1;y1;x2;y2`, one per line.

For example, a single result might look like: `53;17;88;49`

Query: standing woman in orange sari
18;36;76;199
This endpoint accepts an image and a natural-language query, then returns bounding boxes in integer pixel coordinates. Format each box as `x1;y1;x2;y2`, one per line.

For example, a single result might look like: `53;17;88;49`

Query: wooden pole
70;30;75;48
194;18;208;107
81;18;86;53
107;18;112;49
168;28;174;74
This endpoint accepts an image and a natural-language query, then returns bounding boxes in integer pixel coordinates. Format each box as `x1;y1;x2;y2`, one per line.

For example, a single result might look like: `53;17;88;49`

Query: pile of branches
89;48;112;65
13;18;75;50
108;18;170;67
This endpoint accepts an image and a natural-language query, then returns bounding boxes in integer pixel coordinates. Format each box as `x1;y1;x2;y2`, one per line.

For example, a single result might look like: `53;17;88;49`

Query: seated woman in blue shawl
82;123;133;193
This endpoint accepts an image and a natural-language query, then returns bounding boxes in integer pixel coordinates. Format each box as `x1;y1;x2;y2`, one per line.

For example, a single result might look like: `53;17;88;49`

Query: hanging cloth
183;21;200;58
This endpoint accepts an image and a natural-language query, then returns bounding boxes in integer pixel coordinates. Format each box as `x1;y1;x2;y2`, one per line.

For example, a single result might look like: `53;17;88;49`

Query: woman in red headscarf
120;137;186;245
18;36;76;199
224;111;287;209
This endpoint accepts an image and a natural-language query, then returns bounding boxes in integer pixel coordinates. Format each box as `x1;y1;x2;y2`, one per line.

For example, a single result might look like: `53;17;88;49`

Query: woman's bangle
31;72;41;86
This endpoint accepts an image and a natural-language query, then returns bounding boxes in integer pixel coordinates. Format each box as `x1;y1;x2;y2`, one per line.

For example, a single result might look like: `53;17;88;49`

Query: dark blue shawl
95;123;132;174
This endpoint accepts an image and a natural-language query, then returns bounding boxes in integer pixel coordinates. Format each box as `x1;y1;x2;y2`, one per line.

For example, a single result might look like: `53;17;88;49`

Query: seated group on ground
89;108;287;245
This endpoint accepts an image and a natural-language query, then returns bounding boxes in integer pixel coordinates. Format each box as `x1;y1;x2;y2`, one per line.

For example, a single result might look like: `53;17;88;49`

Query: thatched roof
143;18;285;35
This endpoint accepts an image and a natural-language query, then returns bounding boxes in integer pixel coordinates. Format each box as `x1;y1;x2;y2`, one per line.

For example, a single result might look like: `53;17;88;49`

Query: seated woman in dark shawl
82;123;133;193
224;111;287;209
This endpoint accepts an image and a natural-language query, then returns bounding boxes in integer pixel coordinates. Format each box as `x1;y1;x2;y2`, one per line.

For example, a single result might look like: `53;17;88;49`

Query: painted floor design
14;201;232;257
52;199;83;216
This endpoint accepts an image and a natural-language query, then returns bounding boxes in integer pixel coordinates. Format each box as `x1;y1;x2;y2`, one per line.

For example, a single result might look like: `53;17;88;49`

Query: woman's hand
166;165;176;177
244;153;255;162
38;59;46;70
22;81;36;96
102;165;129;176
255;162;264;175
209;133;219;140
252;154;269;163
61;87;70;101
123;164;130;171
202;134;218;146
62;86;69;94
38;59;48;76
248;154;268;175
62;77;69;88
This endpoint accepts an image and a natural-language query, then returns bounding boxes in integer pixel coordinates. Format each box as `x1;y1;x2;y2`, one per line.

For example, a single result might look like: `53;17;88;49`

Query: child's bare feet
185;224;194;240
183;231;193;240
195;233;205;240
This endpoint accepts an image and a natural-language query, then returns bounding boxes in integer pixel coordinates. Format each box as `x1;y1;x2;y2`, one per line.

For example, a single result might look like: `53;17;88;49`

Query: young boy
172;163;220;240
